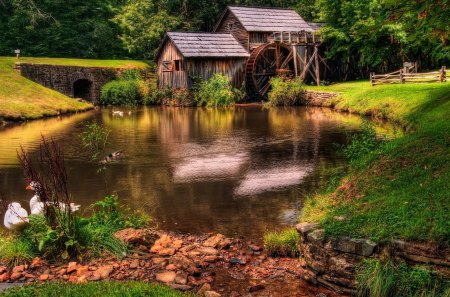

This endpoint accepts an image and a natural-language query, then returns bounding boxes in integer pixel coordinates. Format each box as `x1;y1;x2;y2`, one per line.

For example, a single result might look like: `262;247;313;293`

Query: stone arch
73;79;93;101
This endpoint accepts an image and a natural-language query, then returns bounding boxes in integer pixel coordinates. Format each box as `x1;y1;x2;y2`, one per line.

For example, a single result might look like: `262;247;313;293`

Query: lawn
0;57;150;121
1;281;189;297
301;81;450;244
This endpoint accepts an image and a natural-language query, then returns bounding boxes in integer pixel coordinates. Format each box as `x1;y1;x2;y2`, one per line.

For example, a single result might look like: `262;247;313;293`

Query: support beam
314;45;320;86
293;46;298;77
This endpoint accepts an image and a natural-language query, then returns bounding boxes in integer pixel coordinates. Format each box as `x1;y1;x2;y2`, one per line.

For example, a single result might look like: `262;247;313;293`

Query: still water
0;106;374;240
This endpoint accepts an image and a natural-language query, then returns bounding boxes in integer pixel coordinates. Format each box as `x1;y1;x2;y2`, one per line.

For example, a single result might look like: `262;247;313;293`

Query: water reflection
0;106;392;240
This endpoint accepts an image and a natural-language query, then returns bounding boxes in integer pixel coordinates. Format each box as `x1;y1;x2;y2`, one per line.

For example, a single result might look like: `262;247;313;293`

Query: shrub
357;258;450;297
265;77;306;107
100;80;141;106
194;74;242;107
0;233;34;267
263;229;300;257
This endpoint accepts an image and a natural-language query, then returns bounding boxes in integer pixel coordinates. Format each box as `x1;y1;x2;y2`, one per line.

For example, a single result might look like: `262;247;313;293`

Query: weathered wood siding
215;11;249;51
184;58;247;88
249;32;271;50
157;40;188;89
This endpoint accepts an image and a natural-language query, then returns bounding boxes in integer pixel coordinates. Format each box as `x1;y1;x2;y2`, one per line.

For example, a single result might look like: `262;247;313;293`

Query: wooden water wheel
246;43;295;98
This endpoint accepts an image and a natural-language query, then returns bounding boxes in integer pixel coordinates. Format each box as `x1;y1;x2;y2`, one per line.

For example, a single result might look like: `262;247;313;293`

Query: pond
0;106;386;240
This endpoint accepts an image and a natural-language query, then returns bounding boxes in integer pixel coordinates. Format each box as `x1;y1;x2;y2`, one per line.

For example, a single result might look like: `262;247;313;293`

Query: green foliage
79;122;110;164
0;233;35;267
357;258;450;297
266;77;306;107
194;74;242;107
341;121;383;165
1;281;190;297
263;229;300;257
100;80;141;106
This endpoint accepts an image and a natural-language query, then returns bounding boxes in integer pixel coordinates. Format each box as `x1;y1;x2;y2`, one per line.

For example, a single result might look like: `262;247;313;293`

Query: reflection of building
155;6;325;99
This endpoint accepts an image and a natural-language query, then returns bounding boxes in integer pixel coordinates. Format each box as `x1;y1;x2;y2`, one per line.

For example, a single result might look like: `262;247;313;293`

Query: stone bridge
18;63;121;104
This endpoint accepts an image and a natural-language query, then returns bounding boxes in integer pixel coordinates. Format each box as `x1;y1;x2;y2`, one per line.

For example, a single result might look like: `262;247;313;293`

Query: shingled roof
218;6;313;32
162;32;250;58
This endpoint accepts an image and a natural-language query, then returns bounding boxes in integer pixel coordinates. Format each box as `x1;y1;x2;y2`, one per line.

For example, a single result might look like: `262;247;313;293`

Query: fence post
441;66;446;83
400;69;404;84
370;72;374;86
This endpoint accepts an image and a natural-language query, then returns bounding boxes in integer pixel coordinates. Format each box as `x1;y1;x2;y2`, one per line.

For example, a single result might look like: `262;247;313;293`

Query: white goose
27;181;80;215
3;202;29;231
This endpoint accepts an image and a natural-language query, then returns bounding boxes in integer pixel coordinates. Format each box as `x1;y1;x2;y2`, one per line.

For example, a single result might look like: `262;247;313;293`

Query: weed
263;229;300;257
0;233;34;267
265;77;306;107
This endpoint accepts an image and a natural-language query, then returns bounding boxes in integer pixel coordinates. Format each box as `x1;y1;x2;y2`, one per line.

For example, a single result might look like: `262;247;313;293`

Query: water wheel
246;43;295;98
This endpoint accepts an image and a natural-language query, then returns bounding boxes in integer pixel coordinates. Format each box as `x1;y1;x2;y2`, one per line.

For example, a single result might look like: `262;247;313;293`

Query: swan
26;182;80;214
3;202;29;231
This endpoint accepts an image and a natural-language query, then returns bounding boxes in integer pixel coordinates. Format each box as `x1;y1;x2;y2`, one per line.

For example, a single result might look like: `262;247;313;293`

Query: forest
0;0;449;73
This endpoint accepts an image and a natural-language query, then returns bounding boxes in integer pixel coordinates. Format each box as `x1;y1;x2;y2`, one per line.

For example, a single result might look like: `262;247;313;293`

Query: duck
100;150;123;164
3;202;29;231
26;181;80;215
112;110;124;117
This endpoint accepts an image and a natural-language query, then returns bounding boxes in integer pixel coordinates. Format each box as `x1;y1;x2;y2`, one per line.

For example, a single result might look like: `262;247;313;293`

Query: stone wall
296;223;450;295
18;63;119;104
304;90;341;106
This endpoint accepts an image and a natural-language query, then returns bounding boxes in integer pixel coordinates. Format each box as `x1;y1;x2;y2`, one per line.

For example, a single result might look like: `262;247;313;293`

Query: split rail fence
370;66;446;86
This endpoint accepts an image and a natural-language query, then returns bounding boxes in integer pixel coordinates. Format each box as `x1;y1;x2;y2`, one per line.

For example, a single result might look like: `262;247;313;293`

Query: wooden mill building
155;6;324;98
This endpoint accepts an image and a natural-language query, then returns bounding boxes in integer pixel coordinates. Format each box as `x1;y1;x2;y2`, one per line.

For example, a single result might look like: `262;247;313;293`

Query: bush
0;233;34;267
100;80;141;106
265;77;306;107
357;258;450;297
263;229;300;257
194;74;242;107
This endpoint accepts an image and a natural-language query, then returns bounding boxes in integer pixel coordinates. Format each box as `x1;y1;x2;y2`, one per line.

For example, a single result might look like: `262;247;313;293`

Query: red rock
152;258;168;266
97;265;114;279
150;245;163;253
248;284;265;292
24;273;35;279
10;272;22;281
155;234;172;247
129;259;140;269
68;275;79;283
12;265;25;274
249;244;263;252
76;265;89;277
156;271;176;283
173;239;183;249
138;245;148;252
88;272;101;281
77;275;88;283
218;239;232;250
0;266;7;274
204;256;219;263
57;268;67;276
89;266;97;271
174;272;188;285
0;273;9;282
205;291;221;297
114;228;155;245
197;283;212;295
39;274;49;281
115;273;126;280
165;264;177;271
31;257;44;269
197;247;218;256
67;262;77;274
158;247;176;256
203;234;225;248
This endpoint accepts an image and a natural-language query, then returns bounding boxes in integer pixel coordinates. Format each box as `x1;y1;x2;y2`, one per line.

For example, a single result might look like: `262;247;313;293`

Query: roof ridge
227;5;296;11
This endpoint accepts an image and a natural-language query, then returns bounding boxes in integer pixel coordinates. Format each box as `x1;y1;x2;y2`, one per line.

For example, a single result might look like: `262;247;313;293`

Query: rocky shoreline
0;229;344;297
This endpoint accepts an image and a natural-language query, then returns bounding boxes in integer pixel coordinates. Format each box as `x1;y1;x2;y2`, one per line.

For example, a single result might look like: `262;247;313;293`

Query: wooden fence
370;66;446;86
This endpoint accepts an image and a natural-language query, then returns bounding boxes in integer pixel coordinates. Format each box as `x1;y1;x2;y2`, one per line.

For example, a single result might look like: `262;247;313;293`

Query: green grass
0;233;35;267
263;229;300;257
0;57;150;121
1;281;190;297
300;81;450;244
357;258;450;297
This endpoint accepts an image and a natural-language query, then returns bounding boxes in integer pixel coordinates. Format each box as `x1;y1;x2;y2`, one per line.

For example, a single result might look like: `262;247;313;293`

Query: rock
228;258;246;265
169;255;198;274
218;239;232;250
307;229;325;243
114;228;156;245
174;272;188;285
203;234;225;248
24;273;35;279
57;268;67;276
331;237;377;256
156;271;176;283
155;234;172;247
165;264;177;271
39;274;49;281
316;294;328;297
31;257;44;269
296;222;320;235
96;265;114;279
249;244;263;252
12;265;25;274
67;262;78;274
0;266;6;275
130;259;140;269
152;258;168;266
158;247;176;256
173;239;183;249
169;284;192;291
197;247;219;256
0;273;9;282
77;275;88;284
203;256;219;263
10;272;22;281
197;283;211;295
205;291;221;297
76;265;90;277
248;284;265;292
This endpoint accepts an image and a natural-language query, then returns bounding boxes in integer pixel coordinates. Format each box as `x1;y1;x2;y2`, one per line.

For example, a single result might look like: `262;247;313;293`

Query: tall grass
265;77;306;107
357;258;450;297
0;233;35;267
263;229;300;257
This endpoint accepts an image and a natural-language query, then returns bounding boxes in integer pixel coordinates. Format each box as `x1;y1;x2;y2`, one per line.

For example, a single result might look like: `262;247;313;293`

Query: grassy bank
2;282;188;297
0;57;149;121
301;81;450;244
